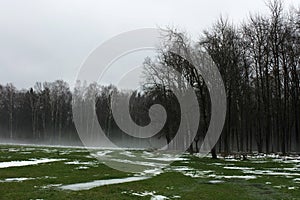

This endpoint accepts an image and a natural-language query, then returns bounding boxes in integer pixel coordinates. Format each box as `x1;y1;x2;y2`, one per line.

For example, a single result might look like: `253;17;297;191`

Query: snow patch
94;150;113;157
0;177;35;182
64;161;96;166
151;195;169;200
41;184;62;189
60;176;150;191
243;169;300;176
0;158;65;168
123;191;169;200
141;168;163;176
183;170;214;178
108;158;167;167
209;180;224;184
293;178;300;182
146;157;188;162
215;175;257;180
76;166;89;170
172;167;194;171
120;151;135;158
224;166;254;170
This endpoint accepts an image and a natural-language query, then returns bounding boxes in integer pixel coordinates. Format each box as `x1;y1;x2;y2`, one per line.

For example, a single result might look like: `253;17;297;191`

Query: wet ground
0;144;300;199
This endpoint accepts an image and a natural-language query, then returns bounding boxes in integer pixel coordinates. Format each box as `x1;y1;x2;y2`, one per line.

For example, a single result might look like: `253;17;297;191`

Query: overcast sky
0;0;299;89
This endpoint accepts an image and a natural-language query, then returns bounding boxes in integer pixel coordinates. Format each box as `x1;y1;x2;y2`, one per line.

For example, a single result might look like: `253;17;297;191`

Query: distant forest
0;1;299;157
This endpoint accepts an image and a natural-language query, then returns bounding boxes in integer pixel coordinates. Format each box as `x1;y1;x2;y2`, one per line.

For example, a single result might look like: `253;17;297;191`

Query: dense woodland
0;1;299;157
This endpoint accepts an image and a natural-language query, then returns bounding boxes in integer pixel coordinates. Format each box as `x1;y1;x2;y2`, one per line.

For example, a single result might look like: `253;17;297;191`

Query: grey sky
0;0;298;89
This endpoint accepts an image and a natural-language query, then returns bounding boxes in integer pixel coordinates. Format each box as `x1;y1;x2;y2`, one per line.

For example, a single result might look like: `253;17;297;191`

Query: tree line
0;0;299;156
0;81;179;148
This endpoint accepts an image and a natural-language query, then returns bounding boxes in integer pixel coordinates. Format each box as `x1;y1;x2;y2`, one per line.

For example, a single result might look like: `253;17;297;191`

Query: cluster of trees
0;1;299;156
72;82;180;148
0;81;76;145
203;1;300;154
0;81;179;147
143;0;300;155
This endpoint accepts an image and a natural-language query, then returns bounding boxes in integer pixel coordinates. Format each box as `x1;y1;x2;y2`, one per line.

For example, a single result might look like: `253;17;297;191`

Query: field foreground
0;144;300;199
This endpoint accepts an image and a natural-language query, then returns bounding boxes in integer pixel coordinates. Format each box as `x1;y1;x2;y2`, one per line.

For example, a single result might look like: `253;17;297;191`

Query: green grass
0;144;299;200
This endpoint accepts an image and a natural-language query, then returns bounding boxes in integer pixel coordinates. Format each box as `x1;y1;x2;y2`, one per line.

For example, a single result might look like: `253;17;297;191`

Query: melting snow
94;150;113;157
64;161;96;165
108;158;167;167
251;161;268;164
215;175;257;180
0;177;35;182
274;185;285;189
0;158;65;168
183;170;214;178
120;151;135;158
0;176;56;183
211;163;234;166
141;168;164;176
172;195;181;199
146;157;188;162
60;176;150;191
123;191;169;200
19;152;32;154
224;166;254;170
41;184;62;189
172;167;194;171
209;180;224;184
8;148;20;152
151;195;169;200
76;166;89;170
142;151;155;156
243;169;300;176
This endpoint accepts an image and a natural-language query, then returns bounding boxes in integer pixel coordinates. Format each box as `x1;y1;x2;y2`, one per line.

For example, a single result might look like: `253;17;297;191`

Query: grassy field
0;144;300;200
